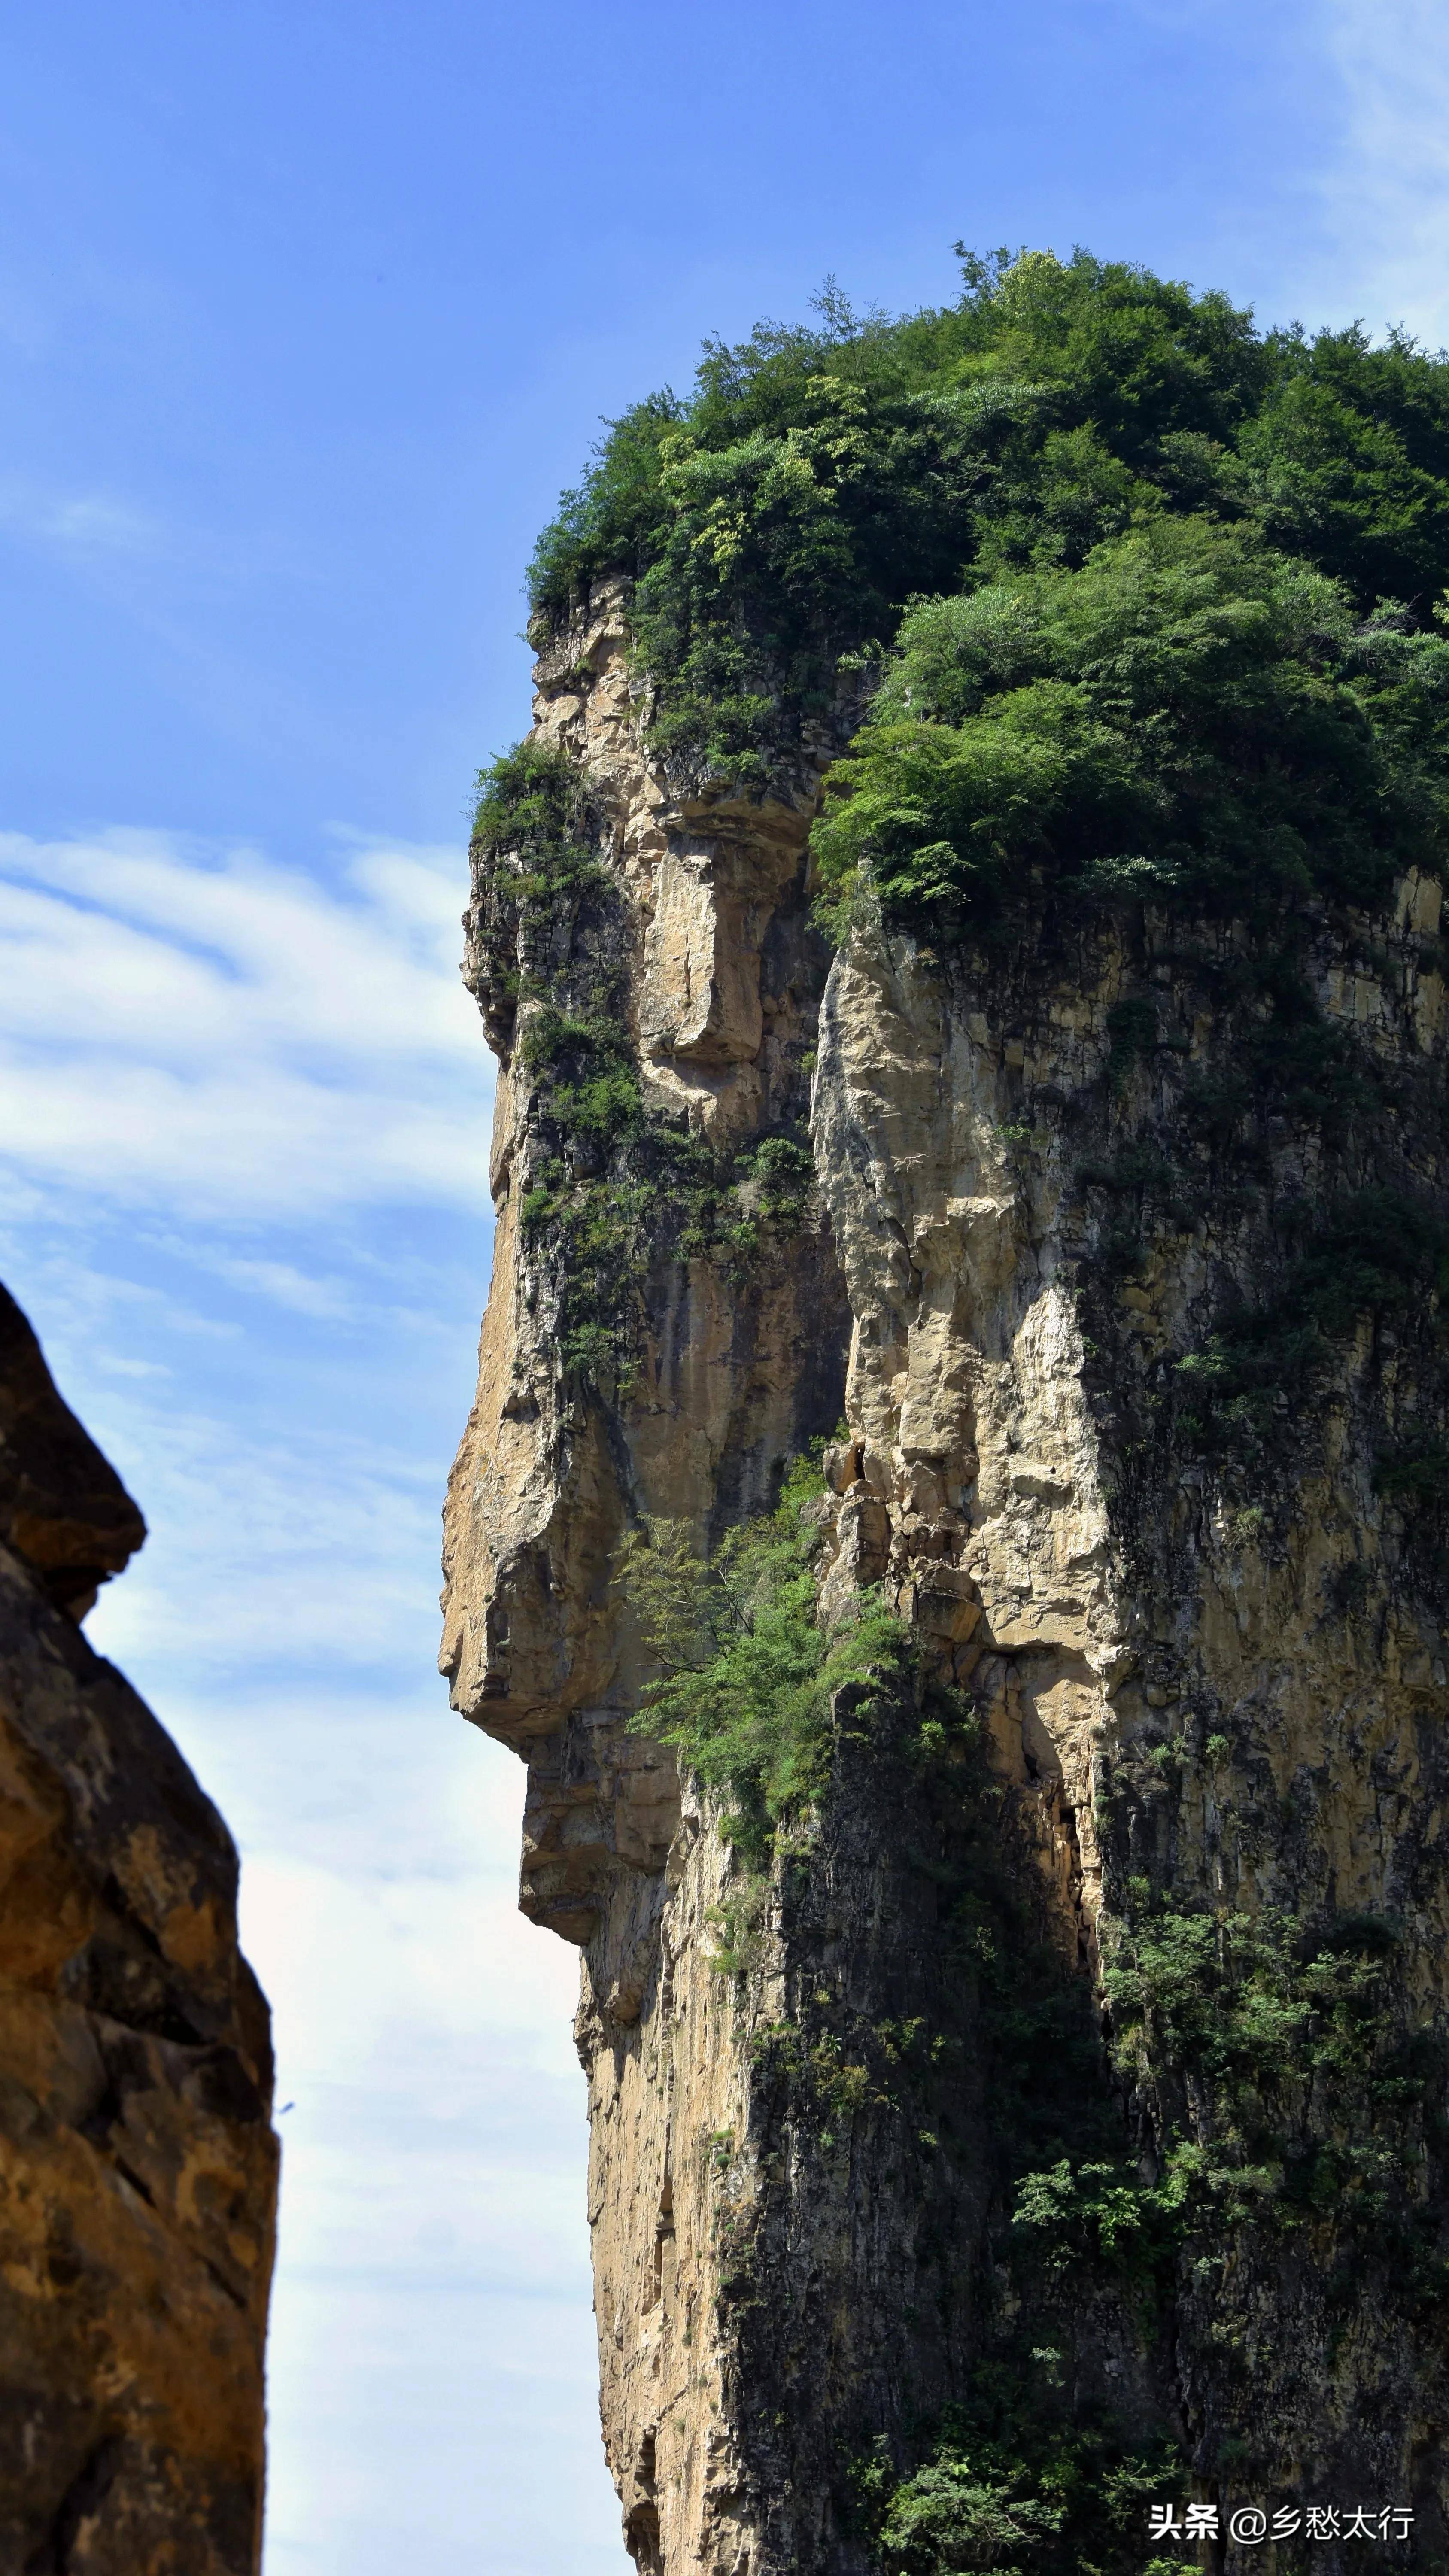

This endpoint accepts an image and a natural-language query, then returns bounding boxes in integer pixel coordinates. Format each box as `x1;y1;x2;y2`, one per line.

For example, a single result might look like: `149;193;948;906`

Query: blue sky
0;3;1446;2569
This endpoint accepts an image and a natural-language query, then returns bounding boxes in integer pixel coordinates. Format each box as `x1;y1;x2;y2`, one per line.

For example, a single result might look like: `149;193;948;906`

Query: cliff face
0;1287;277;2575
444;608;1449;2573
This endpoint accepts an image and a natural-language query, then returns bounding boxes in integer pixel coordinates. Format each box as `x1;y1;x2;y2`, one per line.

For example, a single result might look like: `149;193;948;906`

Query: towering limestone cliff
444;252;1449;2573
0;1286;277;2573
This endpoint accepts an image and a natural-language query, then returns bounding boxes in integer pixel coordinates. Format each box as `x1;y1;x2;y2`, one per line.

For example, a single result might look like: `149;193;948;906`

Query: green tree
616;1457;906;1865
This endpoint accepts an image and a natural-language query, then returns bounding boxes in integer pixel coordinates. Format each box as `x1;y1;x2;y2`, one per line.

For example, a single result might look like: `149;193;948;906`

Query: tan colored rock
447;605;1449;2567
0;1289;276;2573
444;617;856;2564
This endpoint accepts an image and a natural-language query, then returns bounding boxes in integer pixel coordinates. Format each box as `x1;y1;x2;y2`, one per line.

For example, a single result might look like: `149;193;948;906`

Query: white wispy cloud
1317;0;1449;346
80;1373;444;1680
192;1253;357;1319
0;827;492;1220
0;474;166;560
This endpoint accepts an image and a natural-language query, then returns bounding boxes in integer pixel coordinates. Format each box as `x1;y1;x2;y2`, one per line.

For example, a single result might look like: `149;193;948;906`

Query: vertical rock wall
0;1286;278;2575
441;600;851;2570
445;611;1449;2573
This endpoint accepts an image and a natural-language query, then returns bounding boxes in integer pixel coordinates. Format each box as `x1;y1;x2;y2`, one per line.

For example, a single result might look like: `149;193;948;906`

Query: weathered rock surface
0;1288;277;2574
446;602;1449;2573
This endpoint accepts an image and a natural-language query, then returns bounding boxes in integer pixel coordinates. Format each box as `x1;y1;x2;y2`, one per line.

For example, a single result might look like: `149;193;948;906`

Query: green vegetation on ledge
469;739;816;1391
1167;1185;1449;1456
851;1886;1446;2576
810;514;1449;939
860;2425;1179;2576
527;246;1449;827
616;1453;906;1871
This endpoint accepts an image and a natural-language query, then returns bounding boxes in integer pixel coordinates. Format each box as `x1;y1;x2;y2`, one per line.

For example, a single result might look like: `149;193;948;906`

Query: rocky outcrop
442;594;848;1948
0;1287;277;2574
445;605;1449;2573
441;599;851;2565
0;1288;147;1623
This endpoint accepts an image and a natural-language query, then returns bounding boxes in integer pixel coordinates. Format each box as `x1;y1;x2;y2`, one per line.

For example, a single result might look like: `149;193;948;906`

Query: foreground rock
0;1285;277;2574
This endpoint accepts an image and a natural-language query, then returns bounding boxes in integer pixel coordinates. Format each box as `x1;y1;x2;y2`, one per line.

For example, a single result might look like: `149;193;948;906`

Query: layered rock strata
444;606;1449;2573
0;1286;277;2575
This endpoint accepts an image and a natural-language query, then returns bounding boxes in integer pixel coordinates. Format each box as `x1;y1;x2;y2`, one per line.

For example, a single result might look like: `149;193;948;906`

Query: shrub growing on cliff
524;245;1449;808
1166;1186;1449;1464
878;2451;1063;2575
863;2418;1182;2576
471;738;602;881
810;515;1449;936
616;1456;906;1867
470;746;821;1389
1093;1896;1447;2260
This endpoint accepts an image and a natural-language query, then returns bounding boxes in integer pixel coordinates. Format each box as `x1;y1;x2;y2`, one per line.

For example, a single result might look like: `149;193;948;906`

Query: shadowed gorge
443;250;1449;2576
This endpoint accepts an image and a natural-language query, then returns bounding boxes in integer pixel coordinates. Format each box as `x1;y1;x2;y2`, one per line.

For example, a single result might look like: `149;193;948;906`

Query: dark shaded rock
0;1288;146;1619
0;1288;276;2574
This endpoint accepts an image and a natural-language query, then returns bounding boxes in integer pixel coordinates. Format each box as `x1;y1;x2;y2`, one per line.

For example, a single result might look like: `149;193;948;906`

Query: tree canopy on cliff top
522;248;1449;932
